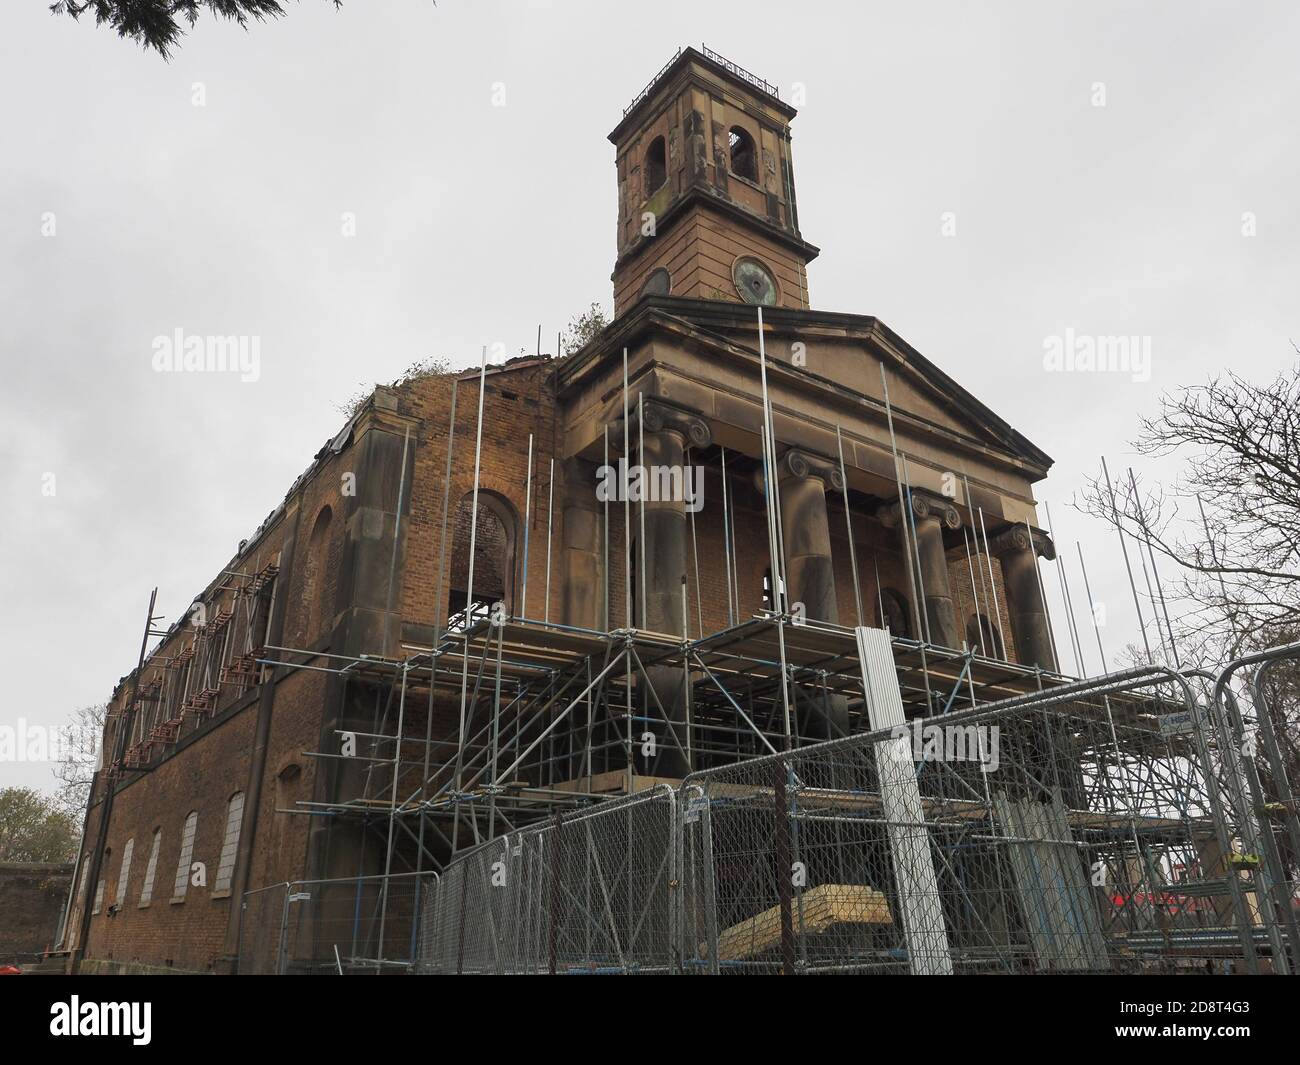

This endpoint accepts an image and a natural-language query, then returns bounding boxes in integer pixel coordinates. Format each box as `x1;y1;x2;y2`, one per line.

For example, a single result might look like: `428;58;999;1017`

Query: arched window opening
644;136;667;195
728;125;757;182
966;613;1004;659
875;588;912;640
761;566;785;613
448;493;517;631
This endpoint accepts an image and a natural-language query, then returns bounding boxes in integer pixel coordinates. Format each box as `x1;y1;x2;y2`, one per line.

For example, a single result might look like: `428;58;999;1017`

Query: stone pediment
557;296;1052;485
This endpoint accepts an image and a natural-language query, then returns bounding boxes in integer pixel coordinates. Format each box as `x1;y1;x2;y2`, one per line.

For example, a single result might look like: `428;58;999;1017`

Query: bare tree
1076;355;1300;665
1076;357;1300;864
52;704;106;822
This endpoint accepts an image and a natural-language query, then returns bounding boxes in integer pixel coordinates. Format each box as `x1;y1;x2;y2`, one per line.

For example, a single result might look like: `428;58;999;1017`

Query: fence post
277;883;292;975
456;865;469;975
773;761;796;975
549;814;561;975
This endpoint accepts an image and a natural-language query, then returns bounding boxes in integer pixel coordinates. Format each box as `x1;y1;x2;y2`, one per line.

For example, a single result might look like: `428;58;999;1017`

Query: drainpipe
220;512;304;971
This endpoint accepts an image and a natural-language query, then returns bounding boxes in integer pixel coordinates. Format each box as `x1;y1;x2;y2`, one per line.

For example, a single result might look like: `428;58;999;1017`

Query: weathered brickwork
66;47;1055;975
0;862;72;966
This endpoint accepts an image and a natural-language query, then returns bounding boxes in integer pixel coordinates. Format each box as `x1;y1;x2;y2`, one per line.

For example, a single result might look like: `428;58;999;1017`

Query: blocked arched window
966;613;1004;659
302;505;334;637
93;848;109;915
448;492;517;630
645;136;667;195
876;588;912;640
728;125;757;182
139;829;161;907
172;811;198;902
114;837;134;908
215;792;245;894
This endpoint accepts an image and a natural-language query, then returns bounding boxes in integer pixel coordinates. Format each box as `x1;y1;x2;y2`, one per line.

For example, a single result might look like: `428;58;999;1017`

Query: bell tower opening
608;46;820;317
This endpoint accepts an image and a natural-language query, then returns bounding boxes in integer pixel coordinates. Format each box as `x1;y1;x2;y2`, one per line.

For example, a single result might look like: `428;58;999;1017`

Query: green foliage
335;354;453;420
51;1;341;60
561;302;610;355
0;787;79;864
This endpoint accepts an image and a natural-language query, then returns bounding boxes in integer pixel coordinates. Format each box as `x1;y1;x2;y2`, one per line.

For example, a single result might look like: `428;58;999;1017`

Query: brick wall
0;862;72;966
67;355;1031;974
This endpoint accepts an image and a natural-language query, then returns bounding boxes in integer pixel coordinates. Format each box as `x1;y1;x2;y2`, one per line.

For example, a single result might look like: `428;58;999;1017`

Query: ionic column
989;525;1057;672
776;449;849;741
878;491;962;650
619;400;711;777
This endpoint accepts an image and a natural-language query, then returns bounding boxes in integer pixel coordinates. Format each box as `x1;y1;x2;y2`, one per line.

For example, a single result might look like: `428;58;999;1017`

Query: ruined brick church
64;47;1060;973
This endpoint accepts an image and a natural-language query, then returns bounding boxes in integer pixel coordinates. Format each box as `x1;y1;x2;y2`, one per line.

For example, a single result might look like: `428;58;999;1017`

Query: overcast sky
2;1;1297;794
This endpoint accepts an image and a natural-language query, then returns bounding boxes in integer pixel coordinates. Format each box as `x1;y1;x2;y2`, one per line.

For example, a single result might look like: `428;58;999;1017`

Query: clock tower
609;46;820;317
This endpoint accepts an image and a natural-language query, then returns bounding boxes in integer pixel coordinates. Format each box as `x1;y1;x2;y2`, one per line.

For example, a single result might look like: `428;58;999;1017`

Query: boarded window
139;829;161;907
215;793;245;893
172;811;198;902
93;875;105;915
115;838;134;907
728;126;757;181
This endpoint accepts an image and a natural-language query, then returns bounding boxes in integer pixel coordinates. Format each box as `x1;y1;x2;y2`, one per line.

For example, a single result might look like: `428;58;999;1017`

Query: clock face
733;257;778;306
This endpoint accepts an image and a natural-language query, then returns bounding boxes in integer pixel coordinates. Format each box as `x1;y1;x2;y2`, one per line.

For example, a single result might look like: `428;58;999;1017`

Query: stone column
620;400;711;778
776;449;849;741
878;491;962;650
989;525;1057;672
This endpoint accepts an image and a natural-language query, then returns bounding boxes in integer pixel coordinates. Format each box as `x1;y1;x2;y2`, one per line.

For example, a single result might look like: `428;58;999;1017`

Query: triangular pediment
559;297;1052;479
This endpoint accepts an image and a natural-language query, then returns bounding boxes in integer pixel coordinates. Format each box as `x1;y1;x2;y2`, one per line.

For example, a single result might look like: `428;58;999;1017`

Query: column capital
777;448;844;493
876;489;961;531
613;399;712;452
987;524;1056;561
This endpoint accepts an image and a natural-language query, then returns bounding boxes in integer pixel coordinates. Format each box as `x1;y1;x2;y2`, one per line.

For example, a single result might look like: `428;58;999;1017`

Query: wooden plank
709;884;892;962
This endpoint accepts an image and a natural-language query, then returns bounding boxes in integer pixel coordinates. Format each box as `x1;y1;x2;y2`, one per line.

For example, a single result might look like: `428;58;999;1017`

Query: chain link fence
417;787;677;973
242;650;1300;976
239;872;437;974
